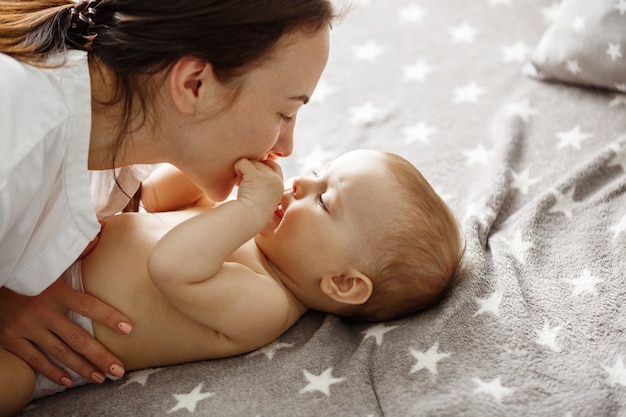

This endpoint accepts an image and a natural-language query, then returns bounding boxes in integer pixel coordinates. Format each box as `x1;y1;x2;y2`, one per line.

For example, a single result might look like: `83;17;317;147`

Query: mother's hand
0;278;131;386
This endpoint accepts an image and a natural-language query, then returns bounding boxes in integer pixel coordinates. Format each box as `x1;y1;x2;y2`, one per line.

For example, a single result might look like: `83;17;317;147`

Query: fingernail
110;364;125;377
91;372;106;384
118;322;133;334
61;377;73;387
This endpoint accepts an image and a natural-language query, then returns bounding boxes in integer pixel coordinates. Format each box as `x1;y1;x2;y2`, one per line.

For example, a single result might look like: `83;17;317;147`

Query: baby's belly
81;212;253;370
92;298;246;371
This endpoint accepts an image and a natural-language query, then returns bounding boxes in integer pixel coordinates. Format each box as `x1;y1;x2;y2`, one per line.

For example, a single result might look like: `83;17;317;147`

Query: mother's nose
271;120;295;158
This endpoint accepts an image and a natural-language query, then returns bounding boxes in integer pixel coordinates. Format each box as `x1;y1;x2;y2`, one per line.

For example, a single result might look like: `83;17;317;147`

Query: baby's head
338;151;464;321
255;149;464;322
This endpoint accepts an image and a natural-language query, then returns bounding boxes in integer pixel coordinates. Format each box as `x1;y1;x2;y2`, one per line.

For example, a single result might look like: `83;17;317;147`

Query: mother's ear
320;271;373;306
169;56;217;115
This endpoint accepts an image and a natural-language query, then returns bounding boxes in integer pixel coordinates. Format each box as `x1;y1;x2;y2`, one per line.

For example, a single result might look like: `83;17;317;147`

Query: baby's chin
252;235;267;255
253;226;281;258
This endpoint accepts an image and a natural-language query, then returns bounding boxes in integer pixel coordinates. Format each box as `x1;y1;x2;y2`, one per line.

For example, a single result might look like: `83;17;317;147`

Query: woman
0;0;335;390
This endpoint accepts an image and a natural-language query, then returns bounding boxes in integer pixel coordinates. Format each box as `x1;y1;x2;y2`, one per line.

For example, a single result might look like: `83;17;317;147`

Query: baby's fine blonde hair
340;152;465;322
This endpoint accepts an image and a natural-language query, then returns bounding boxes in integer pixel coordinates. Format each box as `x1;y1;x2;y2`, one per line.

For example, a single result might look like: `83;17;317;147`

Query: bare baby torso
81;208;295;371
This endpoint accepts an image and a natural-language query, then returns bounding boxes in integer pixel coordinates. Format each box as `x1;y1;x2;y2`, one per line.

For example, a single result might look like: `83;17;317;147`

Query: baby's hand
234;159;284;217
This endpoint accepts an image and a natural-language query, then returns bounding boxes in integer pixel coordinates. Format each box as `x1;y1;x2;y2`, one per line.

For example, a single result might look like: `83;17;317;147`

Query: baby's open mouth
275;202;284;221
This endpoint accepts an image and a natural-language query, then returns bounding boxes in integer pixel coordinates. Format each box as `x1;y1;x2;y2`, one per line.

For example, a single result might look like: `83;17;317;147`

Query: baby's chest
227;239;270;276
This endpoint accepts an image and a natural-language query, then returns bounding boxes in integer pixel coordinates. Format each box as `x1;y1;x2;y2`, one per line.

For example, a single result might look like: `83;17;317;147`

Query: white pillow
526;0;626;93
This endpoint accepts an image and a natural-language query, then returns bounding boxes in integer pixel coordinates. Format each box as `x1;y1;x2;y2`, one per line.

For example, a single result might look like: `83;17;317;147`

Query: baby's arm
141;163;214;212
0;348;36;416
148;159;288;344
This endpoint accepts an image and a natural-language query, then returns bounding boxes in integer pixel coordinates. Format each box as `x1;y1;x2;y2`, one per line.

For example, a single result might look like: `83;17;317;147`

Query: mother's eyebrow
290;95;310;104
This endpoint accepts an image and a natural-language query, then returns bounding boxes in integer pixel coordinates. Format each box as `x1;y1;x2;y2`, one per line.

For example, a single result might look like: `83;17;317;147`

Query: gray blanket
24;0;626;415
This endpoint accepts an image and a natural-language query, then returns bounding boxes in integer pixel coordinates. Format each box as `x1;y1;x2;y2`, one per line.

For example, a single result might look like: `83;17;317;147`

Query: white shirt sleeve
0;52;99;295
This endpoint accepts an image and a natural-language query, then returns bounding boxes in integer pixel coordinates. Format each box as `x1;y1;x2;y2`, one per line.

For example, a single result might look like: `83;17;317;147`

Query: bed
23;0;626;415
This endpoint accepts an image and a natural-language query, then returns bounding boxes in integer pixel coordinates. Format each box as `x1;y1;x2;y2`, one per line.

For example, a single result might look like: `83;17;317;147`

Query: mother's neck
87;59;165;170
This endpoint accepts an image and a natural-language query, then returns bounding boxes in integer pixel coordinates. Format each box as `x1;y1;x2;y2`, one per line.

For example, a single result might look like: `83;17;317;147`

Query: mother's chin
197;173;238;203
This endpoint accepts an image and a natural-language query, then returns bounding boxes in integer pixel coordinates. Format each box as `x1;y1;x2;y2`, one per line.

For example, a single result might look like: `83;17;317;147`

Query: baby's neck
252;243;309;317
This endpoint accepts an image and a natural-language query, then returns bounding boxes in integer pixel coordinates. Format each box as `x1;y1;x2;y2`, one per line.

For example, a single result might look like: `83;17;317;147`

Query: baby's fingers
233;158;255;177
260;159;284;180
234;158;283;180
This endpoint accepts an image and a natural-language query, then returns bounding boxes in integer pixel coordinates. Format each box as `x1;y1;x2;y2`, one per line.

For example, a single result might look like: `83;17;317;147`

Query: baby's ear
320;271;373;305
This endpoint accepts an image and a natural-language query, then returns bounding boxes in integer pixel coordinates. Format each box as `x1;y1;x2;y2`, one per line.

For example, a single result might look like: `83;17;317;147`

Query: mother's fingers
44;318;114;383
44;280;127;378
49;279;132;336
1;329;76;387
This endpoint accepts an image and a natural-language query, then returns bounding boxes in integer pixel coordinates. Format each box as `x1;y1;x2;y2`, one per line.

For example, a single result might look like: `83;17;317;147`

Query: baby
0;149;464;415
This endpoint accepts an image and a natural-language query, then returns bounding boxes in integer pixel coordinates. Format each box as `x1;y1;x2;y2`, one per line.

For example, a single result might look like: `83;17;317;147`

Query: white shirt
0;52;150;295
